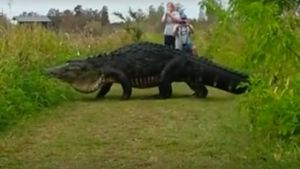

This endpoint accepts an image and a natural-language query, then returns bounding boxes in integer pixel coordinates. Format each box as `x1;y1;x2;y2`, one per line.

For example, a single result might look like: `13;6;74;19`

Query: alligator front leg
96;83;113;99
102;67;132;100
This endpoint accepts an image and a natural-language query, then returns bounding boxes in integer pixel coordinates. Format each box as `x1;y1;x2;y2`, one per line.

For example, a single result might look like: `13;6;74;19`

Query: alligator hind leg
158;81;172;99
158;57;187;98
96;83;113;99
187;81;208;98
193;86;208;98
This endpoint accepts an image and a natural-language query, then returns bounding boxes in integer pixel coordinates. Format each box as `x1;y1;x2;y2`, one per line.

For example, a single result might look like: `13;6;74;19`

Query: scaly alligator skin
45;42;249;99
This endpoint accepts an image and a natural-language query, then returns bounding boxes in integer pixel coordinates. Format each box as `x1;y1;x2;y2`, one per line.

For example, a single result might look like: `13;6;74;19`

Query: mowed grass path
0;84;298;169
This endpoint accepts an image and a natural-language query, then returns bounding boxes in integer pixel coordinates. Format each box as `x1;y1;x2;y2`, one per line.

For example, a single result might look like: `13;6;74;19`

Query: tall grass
201;1;300;144
0;25;133;131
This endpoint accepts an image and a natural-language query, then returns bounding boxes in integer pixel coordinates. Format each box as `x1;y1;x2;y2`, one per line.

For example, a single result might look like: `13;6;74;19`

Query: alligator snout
43;67;62;78
44;68;55;76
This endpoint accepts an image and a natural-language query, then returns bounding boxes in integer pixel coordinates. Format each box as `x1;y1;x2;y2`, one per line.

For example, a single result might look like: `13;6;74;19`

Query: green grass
1;84;299;169
0;26;134;131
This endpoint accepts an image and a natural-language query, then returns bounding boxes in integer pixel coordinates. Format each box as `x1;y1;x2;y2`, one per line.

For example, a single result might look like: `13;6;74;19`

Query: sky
0;0;202;22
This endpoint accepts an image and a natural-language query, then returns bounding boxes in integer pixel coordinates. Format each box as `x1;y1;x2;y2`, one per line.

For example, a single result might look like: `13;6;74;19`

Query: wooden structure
13;16;52;28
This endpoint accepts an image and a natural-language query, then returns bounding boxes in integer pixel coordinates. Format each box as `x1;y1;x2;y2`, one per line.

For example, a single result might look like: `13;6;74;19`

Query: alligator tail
191;57;249;94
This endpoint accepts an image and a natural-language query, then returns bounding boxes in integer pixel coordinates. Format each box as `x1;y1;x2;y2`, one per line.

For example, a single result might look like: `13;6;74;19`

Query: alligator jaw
71;83;100;93
70;75;106;93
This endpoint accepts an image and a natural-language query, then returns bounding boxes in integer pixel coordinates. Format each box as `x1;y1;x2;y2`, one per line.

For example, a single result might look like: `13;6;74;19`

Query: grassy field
1;13;300;167
1;84;299;169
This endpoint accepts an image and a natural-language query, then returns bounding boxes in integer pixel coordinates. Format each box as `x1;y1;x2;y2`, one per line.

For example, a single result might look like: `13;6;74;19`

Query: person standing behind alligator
161;2;182;48
173;14;197;56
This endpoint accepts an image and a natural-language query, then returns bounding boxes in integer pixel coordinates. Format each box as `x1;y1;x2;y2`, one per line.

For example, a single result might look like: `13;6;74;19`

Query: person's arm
188;24;194;34
168;13;181;23
161;13;167;23
173;24;179;36
162;12;182;23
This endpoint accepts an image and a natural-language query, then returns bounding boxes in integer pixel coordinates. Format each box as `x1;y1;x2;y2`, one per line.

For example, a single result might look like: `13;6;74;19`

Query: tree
100;6;109;26
148;5;156;18
113;9;144;41
157;3;165;15
198;0;208;21
145;4;165;32
47;8;60;17
62;9;73;16
128;8;146;22
74;5;83;16
47;8;61;30
19;11;40;17
230;0;300;13
200;0;226;22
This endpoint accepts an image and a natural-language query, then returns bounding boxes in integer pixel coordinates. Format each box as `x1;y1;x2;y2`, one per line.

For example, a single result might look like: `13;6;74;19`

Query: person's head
179;14;188;24
167;2;175;12
181;14;187;20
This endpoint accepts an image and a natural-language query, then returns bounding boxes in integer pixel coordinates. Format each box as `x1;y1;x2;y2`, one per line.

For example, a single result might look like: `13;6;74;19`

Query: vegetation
203;0;300;140
0;24;134;131
0;4;168;131
0;0;300;167
17;4;165;36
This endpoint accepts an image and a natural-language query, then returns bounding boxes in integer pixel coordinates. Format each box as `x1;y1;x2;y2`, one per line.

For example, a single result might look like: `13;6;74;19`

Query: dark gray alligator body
46;42;249;99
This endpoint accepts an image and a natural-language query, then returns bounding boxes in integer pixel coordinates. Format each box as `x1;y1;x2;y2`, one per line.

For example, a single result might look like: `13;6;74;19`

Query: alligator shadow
79;93;236;102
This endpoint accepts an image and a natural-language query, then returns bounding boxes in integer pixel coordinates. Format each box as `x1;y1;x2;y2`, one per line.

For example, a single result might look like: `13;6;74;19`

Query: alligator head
45;58;105;93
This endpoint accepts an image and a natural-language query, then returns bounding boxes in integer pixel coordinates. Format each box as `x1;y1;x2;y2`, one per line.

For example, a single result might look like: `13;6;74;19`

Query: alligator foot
121;94;131;100
152;94;170;99
187;81;208;99
96;83;113;99
158;82;172;99
95;95;105;100
192;86;208;98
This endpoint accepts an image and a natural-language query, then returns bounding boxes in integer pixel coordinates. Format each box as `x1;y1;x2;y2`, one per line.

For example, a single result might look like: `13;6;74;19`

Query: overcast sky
0;0;202;22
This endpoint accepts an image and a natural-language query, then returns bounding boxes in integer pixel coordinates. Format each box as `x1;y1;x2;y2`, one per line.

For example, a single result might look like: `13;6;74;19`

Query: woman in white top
161;2;181;48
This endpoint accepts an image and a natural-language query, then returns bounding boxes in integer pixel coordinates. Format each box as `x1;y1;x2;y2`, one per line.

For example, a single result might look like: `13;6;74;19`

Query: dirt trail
0;84;294;169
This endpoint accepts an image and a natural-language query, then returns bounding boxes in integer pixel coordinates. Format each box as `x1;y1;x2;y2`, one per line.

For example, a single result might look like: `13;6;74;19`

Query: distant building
12;15;52;28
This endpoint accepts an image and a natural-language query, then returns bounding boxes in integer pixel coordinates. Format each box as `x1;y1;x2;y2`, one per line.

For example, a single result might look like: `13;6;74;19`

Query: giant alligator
45;42;249;100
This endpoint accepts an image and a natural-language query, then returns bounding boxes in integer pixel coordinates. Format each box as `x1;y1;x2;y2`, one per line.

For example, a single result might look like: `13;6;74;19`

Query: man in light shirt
173;14;197;56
